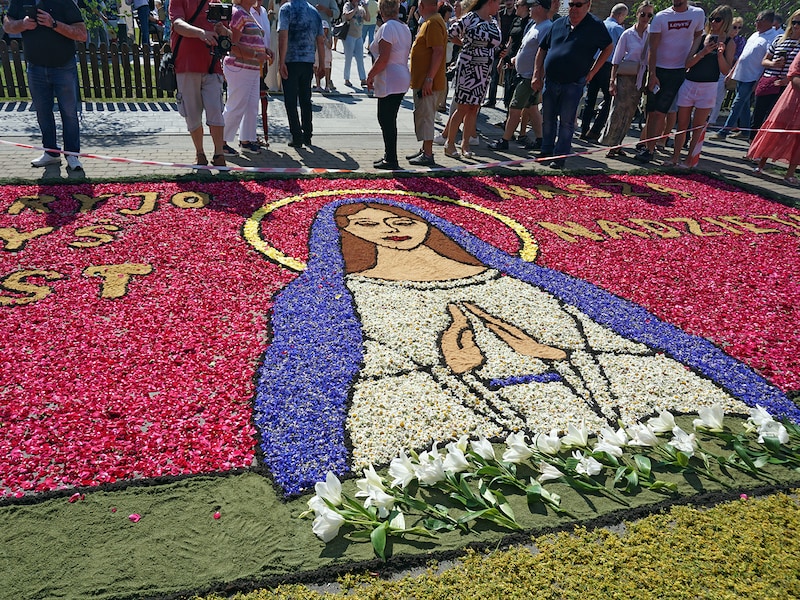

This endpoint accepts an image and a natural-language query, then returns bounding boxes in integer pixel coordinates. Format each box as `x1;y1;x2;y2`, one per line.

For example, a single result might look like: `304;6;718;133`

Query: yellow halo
243;189;539;272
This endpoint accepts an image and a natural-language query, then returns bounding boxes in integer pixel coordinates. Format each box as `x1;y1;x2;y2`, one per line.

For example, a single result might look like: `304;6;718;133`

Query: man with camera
169;0;232;167
3;0;87;171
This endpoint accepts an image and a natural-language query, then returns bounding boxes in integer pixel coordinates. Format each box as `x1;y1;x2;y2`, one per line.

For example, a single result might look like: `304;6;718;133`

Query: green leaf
633;454;652;477
676;451;690;468
614;465;628;484
648;480;678;493
370;523;388;561
475;466;505;479
423;518;456;532
762;436;783;454
348;529;374;540
591;451;619;467
625;470;639;492
733;441;758;472
492;488;515;520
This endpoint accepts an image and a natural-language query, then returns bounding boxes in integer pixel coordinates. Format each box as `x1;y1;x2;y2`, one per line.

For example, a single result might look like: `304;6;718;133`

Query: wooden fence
0;41;174;101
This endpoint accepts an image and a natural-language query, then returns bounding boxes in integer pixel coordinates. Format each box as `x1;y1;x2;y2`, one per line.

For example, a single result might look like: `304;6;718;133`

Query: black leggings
750;91;783;140
377;93;405;164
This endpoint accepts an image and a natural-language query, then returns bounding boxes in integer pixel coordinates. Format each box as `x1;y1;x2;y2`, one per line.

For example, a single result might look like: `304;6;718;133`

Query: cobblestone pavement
0;48;796;201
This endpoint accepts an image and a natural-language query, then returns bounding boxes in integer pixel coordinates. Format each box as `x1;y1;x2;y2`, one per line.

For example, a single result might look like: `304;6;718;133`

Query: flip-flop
784;176;799;186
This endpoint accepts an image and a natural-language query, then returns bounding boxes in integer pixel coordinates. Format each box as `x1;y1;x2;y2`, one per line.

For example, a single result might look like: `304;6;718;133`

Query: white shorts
676;79;717;110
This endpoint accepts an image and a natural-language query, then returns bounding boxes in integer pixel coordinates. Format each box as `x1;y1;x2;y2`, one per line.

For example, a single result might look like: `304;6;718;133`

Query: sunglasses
732;25;741;29
709;16;723;23
568;2;587;7
793;20;800;26
640;12;653;18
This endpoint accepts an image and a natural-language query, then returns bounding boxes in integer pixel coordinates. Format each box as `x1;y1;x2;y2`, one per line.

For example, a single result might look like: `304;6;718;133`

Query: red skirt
748;84;800;166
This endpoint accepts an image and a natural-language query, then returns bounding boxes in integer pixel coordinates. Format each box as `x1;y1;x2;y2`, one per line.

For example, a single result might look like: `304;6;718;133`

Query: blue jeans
361;24;375;47
282;62;314;142
541;77;585;158
343;34;366;82
137;4;150;46
720;79;756;135
27;57;81;155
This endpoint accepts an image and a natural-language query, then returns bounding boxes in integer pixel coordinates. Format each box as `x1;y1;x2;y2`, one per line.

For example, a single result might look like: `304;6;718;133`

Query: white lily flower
594;439;624;458
314;471;343;506
537;461;563;483
360;486;395;518
355;464;386;494
749;405;774;427
442;446;470;474
415;445;446;485
693;405;725;432
307;495;326;516
450;435;470;454
647;410;676;433
670;426;698;457
388;510;406;531
388;451;417;489
757;420;789;445
573;450;602;476
534;429;562;455
470;437;497;461
502;431;534;463
627;423;659;447
561;420;589;448
311;505;346;542
598;426;627;448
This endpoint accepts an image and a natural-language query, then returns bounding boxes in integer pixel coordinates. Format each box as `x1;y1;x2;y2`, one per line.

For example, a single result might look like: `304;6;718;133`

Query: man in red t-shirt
170;0;231;167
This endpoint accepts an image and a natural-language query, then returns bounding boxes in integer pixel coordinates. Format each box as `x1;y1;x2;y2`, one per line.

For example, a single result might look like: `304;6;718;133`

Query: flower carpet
1;173;799;598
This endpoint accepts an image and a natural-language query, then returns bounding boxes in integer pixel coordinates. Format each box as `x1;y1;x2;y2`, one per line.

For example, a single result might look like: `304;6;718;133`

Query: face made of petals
343;208;430;251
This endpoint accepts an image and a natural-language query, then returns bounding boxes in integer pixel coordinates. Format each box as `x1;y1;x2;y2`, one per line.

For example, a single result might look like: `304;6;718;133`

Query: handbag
157;48;178;92
332;20;350;40
617;58;639;77
157;0;207;92
754;74;782;97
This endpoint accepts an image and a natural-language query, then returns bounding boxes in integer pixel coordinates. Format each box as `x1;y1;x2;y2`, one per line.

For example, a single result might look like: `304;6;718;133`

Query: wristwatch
52;17;58;29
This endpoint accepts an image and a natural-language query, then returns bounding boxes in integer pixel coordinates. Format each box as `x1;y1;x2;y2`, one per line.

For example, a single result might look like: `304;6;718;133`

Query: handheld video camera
206;3;233;59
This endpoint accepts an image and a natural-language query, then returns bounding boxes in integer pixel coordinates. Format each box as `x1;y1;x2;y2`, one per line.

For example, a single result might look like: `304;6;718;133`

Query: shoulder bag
157;0;208;92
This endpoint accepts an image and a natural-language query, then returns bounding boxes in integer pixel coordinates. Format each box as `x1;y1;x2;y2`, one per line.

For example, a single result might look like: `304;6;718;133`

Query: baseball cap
527;0;551;9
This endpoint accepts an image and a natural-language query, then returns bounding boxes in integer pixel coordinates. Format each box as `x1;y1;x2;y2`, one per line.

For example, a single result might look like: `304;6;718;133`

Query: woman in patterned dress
442;0;502;159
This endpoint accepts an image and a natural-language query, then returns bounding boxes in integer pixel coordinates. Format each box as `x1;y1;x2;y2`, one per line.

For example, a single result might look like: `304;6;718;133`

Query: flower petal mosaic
1;174;798;500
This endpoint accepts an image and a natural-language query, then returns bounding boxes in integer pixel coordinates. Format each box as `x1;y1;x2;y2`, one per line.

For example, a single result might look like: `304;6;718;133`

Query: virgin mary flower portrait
253;198;795;496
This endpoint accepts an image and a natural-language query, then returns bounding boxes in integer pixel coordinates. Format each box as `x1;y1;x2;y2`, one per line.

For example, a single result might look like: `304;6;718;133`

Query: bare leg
671;106;692;165
210;124;225;157
684;107;711;163
189;126;205;156
461;105;479;153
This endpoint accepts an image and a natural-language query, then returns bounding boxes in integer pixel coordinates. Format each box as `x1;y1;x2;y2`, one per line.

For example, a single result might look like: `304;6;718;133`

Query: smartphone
23;1;37;19
416;90;422;98
708;34;719;44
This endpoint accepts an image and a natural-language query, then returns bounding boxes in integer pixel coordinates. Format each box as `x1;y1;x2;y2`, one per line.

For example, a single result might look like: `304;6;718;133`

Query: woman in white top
366;0;412;169
601;1;654;157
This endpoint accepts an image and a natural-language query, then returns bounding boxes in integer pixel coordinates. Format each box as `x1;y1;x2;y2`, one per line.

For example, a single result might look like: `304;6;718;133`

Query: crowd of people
4;0;800;182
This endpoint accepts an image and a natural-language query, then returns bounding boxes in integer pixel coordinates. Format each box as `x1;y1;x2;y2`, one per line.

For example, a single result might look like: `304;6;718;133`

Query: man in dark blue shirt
532;0;612;168
4;0;87;171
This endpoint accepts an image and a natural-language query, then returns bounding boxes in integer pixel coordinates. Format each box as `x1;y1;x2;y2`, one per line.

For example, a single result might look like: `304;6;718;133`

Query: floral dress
448;11;502;105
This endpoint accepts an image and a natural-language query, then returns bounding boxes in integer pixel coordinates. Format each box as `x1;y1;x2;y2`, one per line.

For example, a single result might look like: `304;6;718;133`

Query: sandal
461;149;475;159
444;146;460;159
784;176;799;186
195;152;208;166
753;166;763;175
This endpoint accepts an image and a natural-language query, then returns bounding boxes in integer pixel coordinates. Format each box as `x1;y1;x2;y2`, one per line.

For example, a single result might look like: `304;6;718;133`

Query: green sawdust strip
2;420;800;600
206;490;800;600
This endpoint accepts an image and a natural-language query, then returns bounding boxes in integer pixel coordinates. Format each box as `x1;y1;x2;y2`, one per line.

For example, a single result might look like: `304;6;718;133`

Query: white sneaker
66;155;83;171
31;153;61;167
433;134;446;145
470;136;479;146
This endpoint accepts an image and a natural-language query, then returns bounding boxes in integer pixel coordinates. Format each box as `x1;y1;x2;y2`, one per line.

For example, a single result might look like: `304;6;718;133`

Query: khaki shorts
509;76;539;110
412;90;438;142
176;72;225;132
